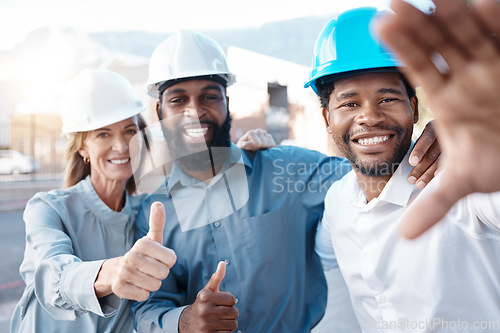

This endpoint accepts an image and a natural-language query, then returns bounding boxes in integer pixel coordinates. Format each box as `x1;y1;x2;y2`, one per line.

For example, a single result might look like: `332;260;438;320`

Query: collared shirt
132;145;352;333
10;176;145;333
168;146;249;232
316;150;500;333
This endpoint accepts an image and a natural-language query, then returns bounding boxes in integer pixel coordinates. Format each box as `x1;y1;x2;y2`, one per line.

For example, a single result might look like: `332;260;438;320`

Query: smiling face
157;79;231;172
78;117;139;187
322;72;419;178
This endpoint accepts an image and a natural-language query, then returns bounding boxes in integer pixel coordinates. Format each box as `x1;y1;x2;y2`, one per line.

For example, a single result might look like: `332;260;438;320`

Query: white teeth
110;158;130;165
357;135;389;146
184;127;208;138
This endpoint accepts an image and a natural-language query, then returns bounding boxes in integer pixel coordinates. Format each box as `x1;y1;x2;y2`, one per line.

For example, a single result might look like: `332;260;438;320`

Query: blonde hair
62;115;146;194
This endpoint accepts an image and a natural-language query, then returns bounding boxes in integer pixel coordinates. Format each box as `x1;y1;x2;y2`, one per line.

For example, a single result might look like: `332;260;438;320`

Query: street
0;209;25;333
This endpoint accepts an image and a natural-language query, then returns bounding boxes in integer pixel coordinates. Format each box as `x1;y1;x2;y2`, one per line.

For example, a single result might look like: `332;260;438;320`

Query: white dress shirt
316;150;500;332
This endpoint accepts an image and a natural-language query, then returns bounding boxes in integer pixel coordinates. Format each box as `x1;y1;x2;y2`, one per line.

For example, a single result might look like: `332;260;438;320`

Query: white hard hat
147;30;235;97
60;69;144;135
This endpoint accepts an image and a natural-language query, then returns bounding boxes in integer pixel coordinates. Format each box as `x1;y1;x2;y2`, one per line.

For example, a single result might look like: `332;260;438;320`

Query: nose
184;100;207;120
113;135;129;153
355;104;385;127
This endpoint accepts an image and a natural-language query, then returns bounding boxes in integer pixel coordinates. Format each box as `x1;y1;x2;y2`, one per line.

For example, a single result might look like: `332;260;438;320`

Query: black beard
334;125;411;177
161;111;232;173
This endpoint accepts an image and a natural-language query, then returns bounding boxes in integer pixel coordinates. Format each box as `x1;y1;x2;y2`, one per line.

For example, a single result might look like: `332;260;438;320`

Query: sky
0;0;435;51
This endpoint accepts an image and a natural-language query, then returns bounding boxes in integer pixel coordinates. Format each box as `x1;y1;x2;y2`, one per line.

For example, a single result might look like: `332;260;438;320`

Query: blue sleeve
23;195;118;320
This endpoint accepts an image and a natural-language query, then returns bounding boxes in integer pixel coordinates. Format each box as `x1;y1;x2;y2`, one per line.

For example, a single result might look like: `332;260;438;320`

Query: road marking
0;280;24;290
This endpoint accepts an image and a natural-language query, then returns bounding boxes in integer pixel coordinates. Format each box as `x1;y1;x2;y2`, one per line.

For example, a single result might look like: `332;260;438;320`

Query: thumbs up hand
147;201;167;244
178;262;239;333
109;202;177;302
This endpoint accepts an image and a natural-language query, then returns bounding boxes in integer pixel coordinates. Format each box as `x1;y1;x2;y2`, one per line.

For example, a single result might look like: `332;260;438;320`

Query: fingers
180;262;238;332
262;131;277;147
205;261;226;292
112;238;176;301
236;129;276;151
375;10;446;91
409;157;440;190
409;121;438;167
378;0;500;87
112;267;163;302
112;281;151;302
408;144;441;189
147;201;165;244
433;0;498;62
400;173;469;239
390;0;467;71
125;241;174;279
475;0;500;37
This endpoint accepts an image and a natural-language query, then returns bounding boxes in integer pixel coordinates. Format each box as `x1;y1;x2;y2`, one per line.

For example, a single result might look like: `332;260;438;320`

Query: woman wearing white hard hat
10;69;176;333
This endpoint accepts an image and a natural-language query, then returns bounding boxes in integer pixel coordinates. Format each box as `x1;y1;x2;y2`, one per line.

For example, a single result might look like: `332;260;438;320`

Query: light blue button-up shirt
132;145;351;333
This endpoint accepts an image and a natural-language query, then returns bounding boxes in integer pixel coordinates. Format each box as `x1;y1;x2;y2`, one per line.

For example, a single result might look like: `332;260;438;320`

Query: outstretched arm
376;0;500;238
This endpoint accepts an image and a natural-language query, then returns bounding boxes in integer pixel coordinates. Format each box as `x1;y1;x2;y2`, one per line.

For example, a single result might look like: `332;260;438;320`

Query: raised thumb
147;201;166;244
205;261;226;292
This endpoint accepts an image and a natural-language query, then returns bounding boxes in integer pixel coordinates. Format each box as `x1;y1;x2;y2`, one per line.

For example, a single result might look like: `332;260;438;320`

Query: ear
78;147;89;159
156;100;163;121
322;107;333;134
410;96;419;124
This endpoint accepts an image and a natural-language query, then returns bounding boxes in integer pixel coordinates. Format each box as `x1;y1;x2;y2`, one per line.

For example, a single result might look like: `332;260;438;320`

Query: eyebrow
202;84;223;92
336;92;358;101
378;88;404;95
96;123;137;132
165;84;223;95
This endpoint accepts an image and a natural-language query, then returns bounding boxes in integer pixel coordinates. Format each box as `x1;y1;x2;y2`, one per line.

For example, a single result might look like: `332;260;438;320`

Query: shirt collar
165;143;251;196
377;146;415;207
79;175;133;219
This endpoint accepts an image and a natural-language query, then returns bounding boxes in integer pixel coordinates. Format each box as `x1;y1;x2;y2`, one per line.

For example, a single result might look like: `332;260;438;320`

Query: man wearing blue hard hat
312;2;500;332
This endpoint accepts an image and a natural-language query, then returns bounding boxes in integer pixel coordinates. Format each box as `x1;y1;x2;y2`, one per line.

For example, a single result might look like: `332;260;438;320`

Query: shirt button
214;221;221;228
236;330;242;333
224;259;230;266
235;298;239;304
377;295;387;303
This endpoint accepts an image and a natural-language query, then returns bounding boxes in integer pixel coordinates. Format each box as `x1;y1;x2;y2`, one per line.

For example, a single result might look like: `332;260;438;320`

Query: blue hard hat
304;7;403;94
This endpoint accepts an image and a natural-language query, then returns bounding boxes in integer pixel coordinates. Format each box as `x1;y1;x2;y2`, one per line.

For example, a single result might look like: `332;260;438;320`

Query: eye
169;97;185;104
96;132;108;138
341;102;358;108
203;95;220;102
380;98;399;103
126;128;138;135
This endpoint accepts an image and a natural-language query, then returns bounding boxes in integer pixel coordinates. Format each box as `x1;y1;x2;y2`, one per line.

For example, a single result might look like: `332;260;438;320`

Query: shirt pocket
239;208;300;265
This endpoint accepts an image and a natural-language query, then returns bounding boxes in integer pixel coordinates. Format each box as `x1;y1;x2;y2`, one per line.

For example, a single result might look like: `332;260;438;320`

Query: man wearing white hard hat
131;30;440;333
10;69;176;333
